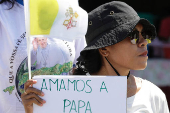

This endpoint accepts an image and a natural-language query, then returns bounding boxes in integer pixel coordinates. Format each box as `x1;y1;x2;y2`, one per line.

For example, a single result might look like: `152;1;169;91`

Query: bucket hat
78;1;156;60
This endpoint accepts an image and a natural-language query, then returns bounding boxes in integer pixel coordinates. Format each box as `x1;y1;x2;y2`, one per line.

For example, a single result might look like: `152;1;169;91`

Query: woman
0;0;86;113
22;1;169;113
74;1;169;113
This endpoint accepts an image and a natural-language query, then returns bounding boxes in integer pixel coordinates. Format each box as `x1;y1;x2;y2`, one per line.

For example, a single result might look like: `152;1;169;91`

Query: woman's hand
21;79;46;113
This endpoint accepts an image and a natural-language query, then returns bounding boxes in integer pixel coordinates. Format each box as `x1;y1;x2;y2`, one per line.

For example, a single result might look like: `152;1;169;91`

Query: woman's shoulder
143;79;163;92
0;2;24;23
140;78;167;101
142;78;169;112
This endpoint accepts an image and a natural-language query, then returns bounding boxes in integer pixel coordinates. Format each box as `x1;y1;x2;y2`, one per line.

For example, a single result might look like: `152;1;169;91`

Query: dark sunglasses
128;29;154;44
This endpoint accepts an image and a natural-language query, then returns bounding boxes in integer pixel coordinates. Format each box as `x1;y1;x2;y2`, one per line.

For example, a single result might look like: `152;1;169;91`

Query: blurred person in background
0;0;86;113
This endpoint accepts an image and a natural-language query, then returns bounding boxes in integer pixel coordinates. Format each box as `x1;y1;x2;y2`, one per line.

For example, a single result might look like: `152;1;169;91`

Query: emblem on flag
63;7;79;29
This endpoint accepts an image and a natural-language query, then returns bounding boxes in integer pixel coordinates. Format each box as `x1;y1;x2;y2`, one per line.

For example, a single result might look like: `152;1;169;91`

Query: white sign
33;75;127;113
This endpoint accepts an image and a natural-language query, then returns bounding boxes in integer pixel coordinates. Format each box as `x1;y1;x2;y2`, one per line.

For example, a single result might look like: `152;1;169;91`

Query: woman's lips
139;51;148;56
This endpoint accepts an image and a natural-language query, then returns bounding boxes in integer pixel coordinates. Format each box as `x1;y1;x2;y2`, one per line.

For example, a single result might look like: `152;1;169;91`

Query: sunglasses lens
142;31;152;44
143;30;153;38
129;30;139;44
146;39;151;44
131;39;137;44
129;30;153;44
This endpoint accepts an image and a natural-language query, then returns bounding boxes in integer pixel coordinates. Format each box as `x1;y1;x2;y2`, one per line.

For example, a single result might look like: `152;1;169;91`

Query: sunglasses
128;29;153;44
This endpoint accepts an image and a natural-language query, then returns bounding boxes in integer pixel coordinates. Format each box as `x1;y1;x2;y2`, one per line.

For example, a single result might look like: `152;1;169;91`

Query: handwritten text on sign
33;76;127;113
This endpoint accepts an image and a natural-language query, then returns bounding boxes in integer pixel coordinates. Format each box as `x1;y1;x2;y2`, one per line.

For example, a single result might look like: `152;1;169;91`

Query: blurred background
79;0;170;107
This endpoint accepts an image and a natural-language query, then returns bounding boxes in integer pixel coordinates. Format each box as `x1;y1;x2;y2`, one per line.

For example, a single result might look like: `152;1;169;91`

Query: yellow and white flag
24;0;88;79
24;0;88;41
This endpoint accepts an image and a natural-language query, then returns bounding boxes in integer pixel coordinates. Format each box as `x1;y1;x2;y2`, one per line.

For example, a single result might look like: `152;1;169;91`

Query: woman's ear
98;47;109;57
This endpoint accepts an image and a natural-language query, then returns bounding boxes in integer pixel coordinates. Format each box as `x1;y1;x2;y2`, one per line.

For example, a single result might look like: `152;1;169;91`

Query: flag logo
63;7;79;29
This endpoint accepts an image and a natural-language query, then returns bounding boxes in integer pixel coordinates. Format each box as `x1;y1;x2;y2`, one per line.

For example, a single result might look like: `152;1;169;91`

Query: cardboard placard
33;75;127;113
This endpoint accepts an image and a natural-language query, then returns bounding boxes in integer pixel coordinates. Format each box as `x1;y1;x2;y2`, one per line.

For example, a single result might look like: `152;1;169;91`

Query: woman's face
107;23;148;70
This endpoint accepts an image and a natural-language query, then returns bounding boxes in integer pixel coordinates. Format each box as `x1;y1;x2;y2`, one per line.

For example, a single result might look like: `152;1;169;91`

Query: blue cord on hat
105;57;130;79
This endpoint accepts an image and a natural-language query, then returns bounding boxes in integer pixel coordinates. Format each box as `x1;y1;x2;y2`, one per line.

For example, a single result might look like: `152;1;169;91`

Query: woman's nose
138;35;148;47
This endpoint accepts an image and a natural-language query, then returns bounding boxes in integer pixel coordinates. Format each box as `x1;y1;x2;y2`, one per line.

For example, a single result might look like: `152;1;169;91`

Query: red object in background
163;47;170;59
159;16;170;39
159;87;170;109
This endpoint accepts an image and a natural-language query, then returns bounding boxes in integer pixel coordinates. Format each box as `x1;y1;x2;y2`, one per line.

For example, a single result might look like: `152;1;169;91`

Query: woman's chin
132;62;147;70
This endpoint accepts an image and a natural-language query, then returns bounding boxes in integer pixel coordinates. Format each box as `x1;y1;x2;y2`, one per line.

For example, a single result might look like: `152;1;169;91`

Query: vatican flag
24;0;88;41
24;0;88;79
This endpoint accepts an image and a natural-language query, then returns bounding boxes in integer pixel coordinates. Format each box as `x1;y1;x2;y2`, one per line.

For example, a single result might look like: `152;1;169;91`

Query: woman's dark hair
0;0;16;9
73;49;102;75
